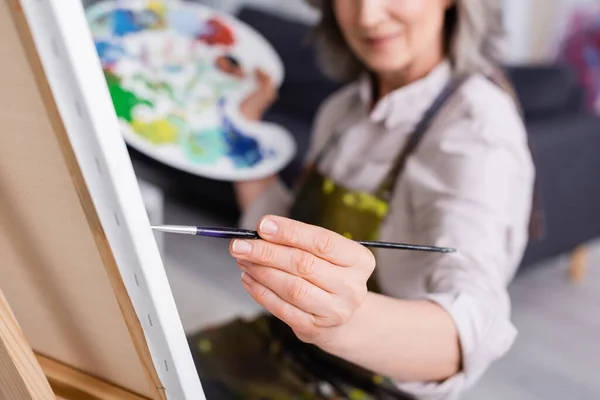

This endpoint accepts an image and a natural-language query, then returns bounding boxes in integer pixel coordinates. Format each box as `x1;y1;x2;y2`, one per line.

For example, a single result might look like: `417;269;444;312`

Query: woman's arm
316;106;534;389
229;215;463;383
230;97;534;390
234;176;279;213
233;69;280;213
234;72;343;215
319;292;461;382
314;108;533;383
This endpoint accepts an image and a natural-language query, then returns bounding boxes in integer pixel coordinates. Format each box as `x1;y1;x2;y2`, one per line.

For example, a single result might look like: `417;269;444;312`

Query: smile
364;32;403;48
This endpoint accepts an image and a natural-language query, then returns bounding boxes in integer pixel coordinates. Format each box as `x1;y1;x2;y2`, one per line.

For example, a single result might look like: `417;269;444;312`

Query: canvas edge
17;0;205;399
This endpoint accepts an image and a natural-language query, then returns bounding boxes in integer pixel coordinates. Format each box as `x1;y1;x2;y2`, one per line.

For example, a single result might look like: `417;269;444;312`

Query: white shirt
240;60;535;400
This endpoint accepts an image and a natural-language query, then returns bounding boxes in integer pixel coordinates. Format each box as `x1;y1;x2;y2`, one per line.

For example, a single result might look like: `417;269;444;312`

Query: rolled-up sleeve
393;100;535;399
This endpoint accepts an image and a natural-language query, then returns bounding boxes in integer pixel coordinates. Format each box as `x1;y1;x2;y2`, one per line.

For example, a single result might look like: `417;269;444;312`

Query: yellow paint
355;192;388;218
343;192;357;207
131;118;178;144
147;1;166;14
349;389;368;400
341;190;388;218
147;1;167;28
322;178;389;218
198;340;212;353
322;178;336;195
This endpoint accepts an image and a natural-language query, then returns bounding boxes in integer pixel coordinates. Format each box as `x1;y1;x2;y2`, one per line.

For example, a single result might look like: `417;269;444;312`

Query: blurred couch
130;6;600;270
504;66;600;269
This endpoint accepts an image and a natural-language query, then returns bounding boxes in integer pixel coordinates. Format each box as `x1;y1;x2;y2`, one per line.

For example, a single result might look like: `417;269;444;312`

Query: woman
189;1;536;399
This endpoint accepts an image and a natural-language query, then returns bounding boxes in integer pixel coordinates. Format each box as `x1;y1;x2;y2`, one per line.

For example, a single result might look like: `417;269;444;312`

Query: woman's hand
239;68;278;121
229;215;376;346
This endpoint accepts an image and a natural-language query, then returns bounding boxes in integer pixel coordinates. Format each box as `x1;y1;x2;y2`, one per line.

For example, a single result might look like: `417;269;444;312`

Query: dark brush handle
196;227;455;253
196;227;260;239
355;240;455;253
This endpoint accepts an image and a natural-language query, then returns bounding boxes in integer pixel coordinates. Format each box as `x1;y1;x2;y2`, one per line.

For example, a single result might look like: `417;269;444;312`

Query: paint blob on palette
86;0;295;181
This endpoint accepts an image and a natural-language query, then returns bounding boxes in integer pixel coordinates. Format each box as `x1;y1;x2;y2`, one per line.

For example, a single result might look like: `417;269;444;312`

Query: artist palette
86;0;296;181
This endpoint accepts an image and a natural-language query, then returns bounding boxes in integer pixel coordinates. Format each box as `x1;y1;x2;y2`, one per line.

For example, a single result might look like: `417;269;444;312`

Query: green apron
187;75;468;400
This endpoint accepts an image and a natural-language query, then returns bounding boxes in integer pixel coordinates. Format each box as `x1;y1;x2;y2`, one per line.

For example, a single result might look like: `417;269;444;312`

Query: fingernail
241;272;252;284
232;240;252;254
260;219;278;235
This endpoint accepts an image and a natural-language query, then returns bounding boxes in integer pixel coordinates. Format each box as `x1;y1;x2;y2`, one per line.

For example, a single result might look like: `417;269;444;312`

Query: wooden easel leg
0;288;55;400
569;245;589;285
35;354;152;400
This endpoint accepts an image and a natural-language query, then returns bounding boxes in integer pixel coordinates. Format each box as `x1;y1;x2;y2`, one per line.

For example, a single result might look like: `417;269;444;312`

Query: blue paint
218;99;265;168
164;64;184;74
111;9;144;37
95;40;127;66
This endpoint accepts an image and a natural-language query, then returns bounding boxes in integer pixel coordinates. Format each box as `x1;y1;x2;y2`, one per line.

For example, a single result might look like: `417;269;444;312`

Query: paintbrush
151;225;456;254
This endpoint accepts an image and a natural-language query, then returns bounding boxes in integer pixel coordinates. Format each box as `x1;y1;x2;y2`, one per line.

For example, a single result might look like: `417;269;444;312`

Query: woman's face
333;0;450;76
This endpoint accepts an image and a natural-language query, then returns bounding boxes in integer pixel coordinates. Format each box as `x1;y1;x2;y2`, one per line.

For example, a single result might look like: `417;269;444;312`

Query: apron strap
292;124;344;192
308;74;469;188
377;74;471;200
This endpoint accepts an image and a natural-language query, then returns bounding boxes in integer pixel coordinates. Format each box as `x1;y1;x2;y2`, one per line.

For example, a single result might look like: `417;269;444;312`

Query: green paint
105;71;153;122
154;82;175;99
213;80;239;99
184;62;211;95
145;80;175;100
182;127;225;164
168;114;191;135
131;73;182;106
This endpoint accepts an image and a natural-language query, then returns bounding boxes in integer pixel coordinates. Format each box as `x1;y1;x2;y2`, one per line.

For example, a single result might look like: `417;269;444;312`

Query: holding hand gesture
229;215;376;347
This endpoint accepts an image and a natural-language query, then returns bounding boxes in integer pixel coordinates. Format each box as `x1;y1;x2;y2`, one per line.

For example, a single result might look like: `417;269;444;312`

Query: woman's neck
375;53;445;101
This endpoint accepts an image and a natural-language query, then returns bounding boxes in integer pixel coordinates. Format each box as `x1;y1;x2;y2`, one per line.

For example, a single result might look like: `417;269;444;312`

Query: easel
0;1;205;398
0;288;149;400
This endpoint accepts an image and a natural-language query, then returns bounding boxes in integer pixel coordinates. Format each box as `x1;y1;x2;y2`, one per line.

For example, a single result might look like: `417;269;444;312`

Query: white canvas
19;0;206;398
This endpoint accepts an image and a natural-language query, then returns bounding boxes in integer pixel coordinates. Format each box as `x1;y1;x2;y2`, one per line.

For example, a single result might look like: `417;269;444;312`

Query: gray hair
305;0;507;83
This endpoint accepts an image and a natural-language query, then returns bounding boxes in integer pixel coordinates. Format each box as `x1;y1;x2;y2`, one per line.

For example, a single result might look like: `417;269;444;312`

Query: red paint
197;18;236;47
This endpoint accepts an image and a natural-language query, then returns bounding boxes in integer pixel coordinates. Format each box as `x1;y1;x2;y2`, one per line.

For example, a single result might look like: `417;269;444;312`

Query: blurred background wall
81;0;598;64
504;0;599;63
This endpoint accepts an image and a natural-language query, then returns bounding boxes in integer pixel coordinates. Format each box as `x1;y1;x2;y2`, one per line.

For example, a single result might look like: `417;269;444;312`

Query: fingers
231;239;346;294
239;69;278;121
255;68;273;87
238;261;338;320
240;271;316;334
231;217;374;337
257;215;376;271
255;69;278;99
239;263;356;332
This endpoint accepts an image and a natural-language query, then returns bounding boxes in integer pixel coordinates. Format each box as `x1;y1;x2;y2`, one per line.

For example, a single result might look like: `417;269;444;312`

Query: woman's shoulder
418;73;535;182
461;73;521;113
440;73;528;145
304;81;362;160
314;81;363;125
